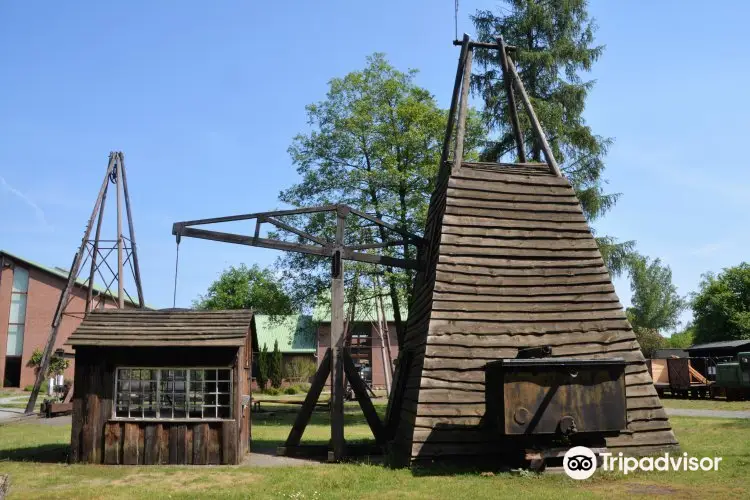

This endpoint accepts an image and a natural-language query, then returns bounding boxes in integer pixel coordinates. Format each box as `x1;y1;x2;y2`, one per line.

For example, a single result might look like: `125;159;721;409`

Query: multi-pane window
115;368;232;420
6;267;29;357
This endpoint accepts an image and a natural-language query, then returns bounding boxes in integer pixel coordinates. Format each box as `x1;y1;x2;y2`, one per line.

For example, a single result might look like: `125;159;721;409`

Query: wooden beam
330;212;346;462
119;154;145;308
348;208;425;245
451;42;473;174
505;54;562;177
264;216;328;246
174;204;339;229
498;36;526;163
452;39;518;51
282;350;332;450
343;350;385;445
178;227;423;270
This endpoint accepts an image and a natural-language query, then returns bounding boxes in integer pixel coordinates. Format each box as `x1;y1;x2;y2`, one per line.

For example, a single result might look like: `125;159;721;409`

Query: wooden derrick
385;35;677;466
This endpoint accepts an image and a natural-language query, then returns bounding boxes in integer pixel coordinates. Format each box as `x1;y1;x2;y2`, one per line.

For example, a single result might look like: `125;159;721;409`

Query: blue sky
1;1;747;330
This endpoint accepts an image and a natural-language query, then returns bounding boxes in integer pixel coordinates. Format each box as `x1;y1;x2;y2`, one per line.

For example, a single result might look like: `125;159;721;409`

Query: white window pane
9;293;27;324
6;324;24;356
12;267;29;293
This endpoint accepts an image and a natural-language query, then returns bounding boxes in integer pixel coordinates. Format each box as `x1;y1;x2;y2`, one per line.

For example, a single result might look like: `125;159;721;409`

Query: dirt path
666;408;750;419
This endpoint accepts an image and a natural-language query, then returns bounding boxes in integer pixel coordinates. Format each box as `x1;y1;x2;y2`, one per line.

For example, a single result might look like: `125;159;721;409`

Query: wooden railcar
66;309;256;465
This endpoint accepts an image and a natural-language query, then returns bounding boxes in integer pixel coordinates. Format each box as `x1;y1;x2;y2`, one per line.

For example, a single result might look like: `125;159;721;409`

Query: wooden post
343;350;384;445
115;154;125;308
451;43;474;174
505;54;562;177
329;206;347;461
498;37;526;163
84;174;112;314
25;158;114;415
119;153;145;308
281;349;332;452
439;34;471;175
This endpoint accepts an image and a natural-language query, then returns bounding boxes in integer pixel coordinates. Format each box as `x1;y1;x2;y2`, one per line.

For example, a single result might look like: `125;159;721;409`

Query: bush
257;344;269;391
270;340;283;389
284;386;298;395
23;380;49;393
264;387;280;396
283;358;317;382
26;348;69;378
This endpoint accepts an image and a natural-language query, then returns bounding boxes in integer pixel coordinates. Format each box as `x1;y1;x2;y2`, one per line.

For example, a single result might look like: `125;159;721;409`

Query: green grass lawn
0;407;748;499
659;397;750;412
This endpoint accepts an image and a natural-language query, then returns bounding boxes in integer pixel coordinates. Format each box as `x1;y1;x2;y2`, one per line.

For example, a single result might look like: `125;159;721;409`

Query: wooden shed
67;309;256;465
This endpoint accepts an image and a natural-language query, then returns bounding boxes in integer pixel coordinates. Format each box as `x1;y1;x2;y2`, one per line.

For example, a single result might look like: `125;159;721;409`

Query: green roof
254;314;317;353
312;297;405;323
0;249;146;308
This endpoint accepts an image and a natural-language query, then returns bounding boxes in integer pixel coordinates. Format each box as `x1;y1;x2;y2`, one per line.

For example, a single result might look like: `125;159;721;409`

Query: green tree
627;255;686;333
629;327;666;359
692;263;750;344
667;324;695;349
257;343;269;391
278;53;483;345
270;340;283;389
195;264;293;315
471;0;633;276
27;348;69;378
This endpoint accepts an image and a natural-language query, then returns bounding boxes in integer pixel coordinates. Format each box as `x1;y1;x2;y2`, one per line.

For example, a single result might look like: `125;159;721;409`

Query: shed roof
66;309;254;347
687;339;750;352
255;314;316;353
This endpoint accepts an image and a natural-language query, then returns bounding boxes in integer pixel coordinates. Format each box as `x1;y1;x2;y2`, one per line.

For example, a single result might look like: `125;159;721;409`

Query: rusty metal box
485;358;627;435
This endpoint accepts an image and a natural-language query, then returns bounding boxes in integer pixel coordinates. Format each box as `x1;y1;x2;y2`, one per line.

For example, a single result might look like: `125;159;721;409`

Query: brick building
0;250;137;388
313;302;399;390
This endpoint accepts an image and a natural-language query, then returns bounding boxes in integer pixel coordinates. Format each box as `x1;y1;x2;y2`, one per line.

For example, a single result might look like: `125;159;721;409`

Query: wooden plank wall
386;166;452;467
70;346;246;465
99;420;237;465
389;164;678;464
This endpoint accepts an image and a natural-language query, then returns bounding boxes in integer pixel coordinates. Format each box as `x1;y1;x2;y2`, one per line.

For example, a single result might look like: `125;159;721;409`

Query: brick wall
316;322;399;390
1;260;134;388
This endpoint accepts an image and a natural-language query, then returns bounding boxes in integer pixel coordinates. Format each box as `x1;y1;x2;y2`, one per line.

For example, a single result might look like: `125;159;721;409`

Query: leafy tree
692;263;750;344
195;264;293;315
27;347;69;378
630;327;666;359
257;344;269;391
471;0;633;275
667;324;695;349
627;254;686;333
278;53;483;345
270;340;283;389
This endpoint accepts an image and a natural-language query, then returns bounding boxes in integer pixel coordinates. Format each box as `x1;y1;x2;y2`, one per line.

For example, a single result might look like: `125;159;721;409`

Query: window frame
112;366;234;422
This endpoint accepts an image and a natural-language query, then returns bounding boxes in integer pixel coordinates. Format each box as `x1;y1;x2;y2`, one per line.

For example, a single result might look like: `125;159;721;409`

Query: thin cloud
689;241;730;257
0;175;49;227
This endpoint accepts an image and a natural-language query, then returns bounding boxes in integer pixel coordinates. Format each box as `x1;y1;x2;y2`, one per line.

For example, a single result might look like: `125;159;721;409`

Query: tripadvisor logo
563;446;723;480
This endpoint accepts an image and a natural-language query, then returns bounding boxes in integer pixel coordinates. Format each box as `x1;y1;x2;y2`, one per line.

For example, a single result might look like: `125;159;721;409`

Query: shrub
283;358;317;382
270;340;283;389
284;386;298;395
264;387;280;396
26;348;69;378
23;380;49;393
257;344;269;391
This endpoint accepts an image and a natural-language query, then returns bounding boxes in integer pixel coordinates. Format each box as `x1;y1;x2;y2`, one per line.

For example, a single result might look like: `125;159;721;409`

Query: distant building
687;340;750;360
313;301;400;390
254;314;316;385
0;250;138;388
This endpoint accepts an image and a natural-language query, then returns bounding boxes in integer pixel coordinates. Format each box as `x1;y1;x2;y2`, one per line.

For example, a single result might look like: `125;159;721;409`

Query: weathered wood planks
387;158;677;465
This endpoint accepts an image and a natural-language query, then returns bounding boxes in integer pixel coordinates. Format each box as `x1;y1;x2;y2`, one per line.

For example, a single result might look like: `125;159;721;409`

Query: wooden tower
385;36;678;466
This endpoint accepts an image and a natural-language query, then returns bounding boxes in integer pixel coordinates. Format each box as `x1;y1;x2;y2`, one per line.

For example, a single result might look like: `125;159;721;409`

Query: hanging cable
172;235;180;308
454;0;459;41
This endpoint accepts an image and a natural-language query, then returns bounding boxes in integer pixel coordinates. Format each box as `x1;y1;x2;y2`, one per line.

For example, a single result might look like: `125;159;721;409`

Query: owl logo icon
563;446;597;480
